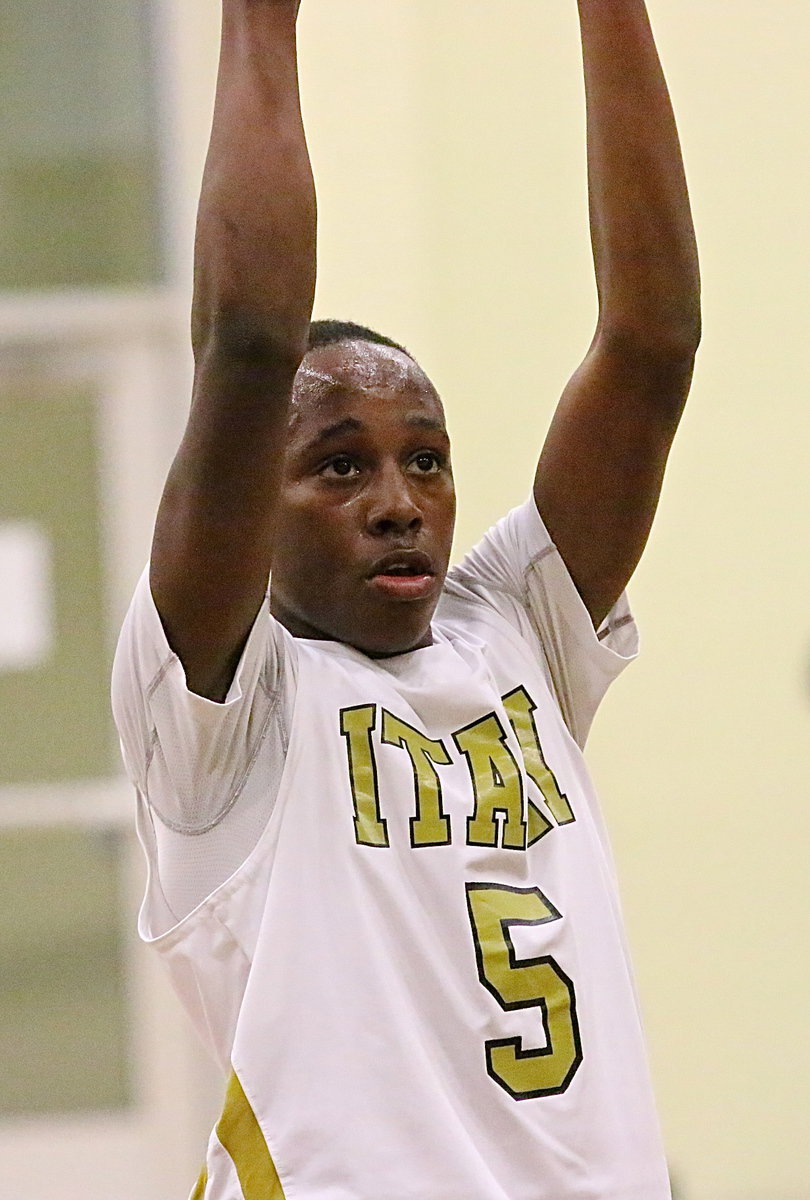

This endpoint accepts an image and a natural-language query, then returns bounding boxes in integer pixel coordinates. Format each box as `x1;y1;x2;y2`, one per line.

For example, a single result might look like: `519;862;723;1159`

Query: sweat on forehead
290;339;442;419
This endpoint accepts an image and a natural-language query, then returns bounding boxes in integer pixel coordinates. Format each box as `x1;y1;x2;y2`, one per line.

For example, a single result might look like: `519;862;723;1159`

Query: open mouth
367;551;436;600
379;563;425;577
368;550;434;579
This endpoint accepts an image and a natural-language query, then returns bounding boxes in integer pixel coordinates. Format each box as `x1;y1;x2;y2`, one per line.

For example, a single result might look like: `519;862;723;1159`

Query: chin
360;634;432;659
274;591;437;657
342;618;434;659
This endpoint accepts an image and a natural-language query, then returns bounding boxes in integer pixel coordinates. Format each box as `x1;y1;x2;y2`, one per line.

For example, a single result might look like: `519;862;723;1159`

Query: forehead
290;340;445;431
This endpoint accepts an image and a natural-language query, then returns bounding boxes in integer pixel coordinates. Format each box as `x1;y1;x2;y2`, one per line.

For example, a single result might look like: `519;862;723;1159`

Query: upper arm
533;332;696;629
150;343;300;702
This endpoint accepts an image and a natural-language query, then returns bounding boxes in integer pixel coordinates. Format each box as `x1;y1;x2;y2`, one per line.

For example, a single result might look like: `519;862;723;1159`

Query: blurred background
0;1;808;1196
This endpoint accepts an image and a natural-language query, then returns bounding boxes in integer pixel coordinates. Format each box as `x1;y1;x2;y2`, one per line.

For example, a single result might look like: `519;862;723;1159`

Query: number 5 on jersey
465;883;583;1100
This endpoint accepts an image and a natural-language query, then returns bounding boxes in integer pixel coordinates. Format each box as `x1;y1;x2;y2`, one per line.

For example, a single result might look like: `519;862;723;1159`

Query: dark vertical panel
0;826;131;1114
0;0;161;288
0;386;113;784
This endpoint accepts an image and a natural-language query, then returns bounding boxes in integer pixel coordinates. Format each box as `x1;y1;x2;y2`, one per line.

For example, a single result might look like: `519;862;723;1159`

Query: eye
409;451;443;475
321;455;360;479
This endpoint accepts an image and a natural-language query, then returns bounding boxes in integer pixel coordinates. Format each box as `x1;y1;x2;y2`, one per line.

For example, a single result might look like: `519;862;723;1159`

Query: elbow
597;310;702;374
592;310;701;424
664;305;703;364
193;304;310;377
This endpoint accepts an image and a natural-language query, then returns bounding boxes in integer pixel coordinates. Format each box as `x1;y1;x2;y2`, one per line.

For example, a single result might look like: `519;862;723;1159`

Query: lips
367;549;435;579
366;549;437;602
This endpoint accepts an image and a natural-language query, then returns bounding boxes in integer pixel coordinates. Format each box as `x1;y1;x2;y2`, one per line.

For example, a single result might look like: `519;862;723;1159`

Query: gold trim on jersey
217;1070;286;1200
189;1166;207;1200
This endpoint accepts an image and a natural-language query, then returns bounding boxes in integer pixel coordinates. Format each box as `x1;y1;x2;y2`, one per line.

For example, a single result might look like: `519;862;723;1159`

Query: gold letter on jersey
455;714;527;851
381;711;452;847
503;686;574;826
340;705;389;848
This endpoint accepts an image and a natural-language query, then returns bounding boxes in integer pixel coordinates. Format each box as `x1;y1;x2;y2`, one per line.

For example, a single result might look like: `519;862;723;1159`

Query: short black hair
307;319;413;360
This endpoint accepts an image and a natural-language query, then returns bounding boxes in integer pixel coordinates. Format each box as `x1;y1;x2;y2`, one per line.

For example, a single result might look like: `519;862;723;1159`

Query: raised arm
534;0;701;628
150;0;315;699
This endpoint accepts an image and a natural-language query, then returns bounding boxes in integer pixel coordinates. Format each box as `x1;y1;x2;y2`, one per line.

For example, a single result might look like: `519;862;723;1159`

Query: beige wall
167;2;810;1197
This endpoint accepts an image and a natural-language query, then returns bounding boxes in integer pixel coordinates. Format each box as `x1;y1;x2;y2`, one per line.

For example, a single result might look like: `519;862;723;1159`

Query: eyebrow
404;414;448;434
305;417;364;448
304;413;448;450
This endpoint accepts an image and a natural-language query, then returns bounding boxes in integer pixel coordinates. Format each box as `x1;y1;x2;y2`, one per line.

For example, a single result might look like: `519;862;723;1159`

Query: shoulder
446;497;554;600
438;498;639;747
112;566;298;791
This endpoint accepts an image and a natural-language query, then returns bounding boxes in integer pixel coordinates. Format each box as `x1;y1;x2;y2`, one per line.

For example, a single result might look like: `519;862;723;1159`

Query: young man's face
270;339;456;656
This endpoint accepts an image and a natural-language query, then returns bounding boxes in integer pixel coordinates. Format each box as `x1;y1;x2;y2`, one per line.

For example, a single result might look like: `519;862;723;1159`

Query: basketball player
112;1;700;1197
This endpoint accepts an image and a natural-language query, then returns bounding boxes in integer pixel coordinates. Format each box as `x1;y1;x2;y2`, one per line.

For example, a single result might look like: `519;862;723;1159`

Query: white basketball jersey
113;499;672;1200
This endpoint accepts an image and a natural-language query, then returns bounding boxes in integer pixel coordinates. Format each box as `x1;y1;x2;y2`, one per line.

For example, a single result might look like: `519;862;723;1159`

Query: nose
366;462;423;537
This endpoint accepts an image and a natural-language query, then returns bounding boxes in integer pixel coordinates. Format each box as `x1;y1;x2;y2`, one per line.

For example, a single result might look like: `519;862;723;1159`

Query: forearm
534;3;701;625
578;0;700;361
192;0;316;369
151;0;315;700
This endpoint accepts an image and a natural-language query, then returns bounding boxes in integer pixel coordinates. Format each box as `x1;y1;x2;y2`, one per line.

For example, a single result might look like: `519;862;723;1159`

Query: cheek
274;499;350;580
428;486;456;544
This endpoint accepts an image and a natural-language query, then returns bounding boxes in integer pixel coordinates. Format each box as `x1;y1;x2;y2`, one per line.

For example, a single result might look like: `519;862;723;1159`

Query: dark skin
271;341;455;657
150;0;700;702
